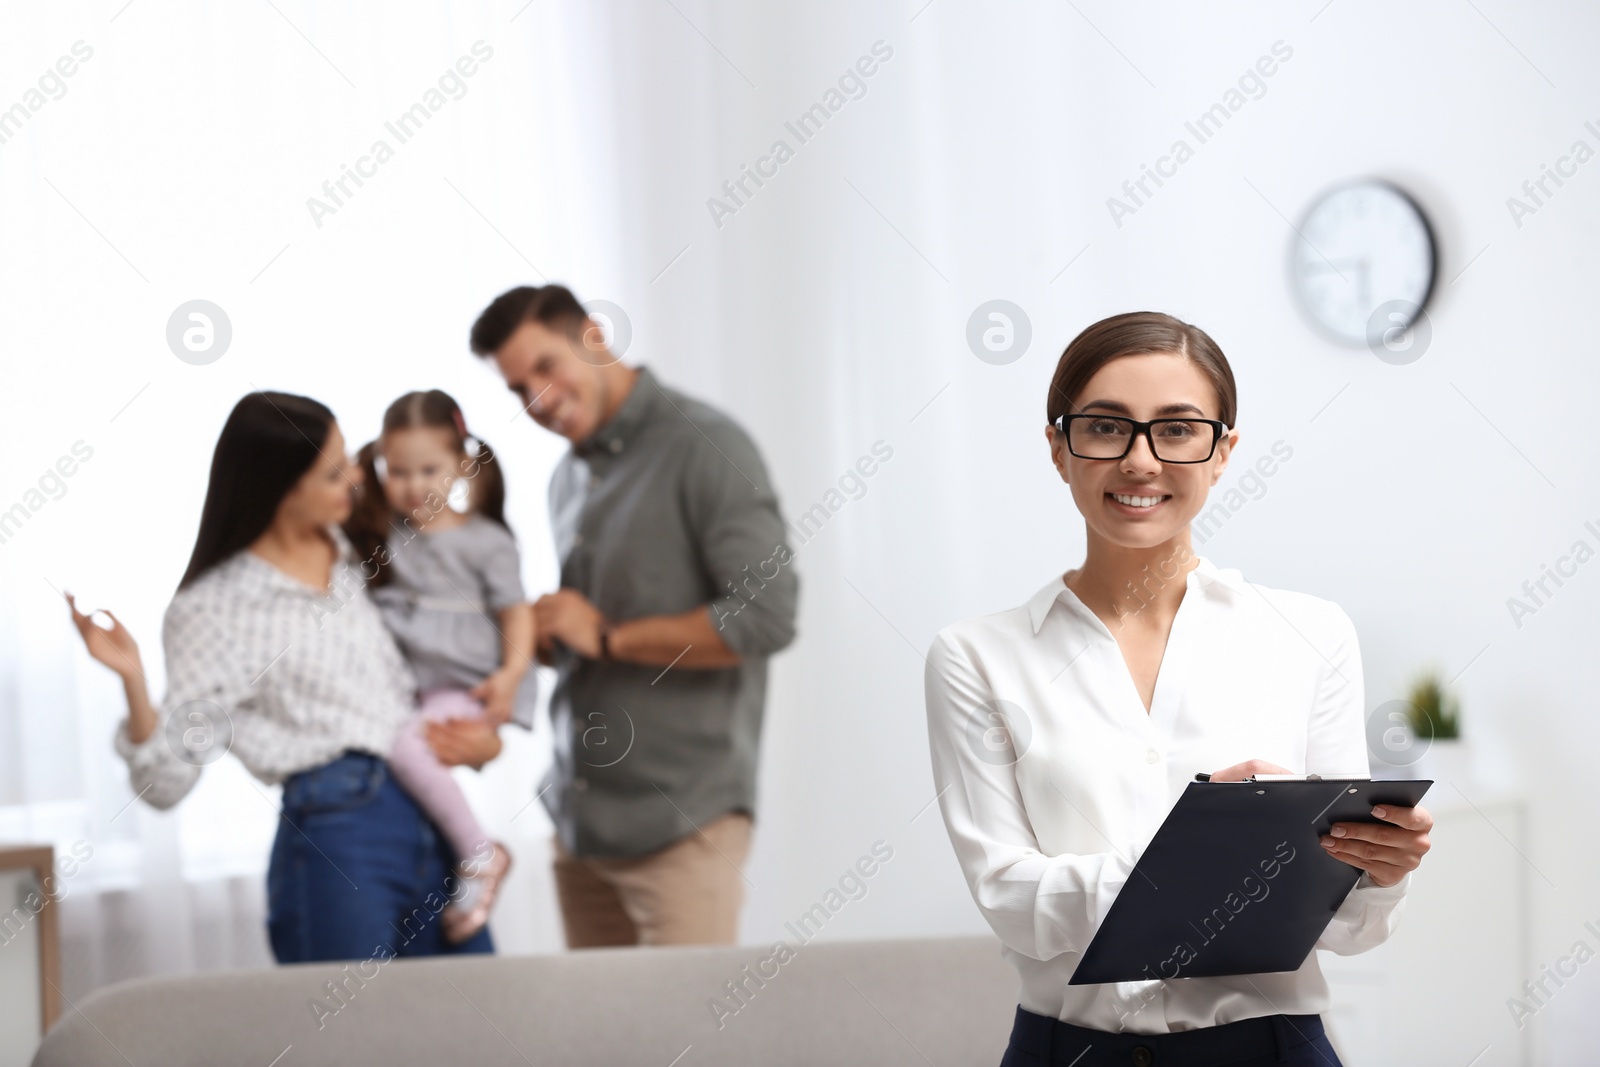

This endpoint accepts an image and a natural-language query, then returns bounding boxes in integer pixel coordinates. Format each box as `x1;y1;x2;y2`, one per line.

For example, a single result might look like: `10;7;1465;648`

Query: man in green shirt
470;284;799;946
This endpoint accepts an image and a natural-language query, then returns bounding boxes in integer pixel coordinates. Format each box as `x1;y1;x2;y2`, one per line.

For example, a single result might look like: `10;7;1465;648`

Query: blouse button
1145;749;1159;764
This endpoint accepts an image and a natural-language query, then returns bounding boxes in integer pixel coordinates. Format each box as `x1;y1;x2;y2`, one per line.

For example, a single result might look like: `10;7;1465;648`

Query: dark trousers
1000;1004;1344;1066
266;751;495;962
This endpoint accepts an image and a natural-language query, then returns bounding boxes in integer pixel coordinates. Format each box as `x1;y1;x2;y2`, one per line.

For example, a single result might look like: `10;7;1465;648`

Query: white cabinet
0;847;58;1067
1320;791;1531;1066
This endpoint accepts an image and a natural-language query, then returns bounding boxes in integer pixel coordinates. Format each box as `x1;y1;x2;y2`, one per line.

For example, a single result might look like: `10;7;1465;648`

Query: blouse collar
233;523;356;598
1026;553;1249;635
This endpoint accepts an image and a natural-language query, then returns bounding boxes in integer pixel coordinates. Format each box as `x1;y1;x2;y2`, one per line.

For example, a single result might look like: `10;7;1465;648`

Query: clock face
1289;180;1436;348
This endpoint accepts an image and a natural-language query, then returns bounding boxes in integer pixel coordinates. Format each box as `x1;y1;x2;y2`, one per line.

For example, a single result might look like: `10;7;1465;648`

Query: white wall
2;0;1597;1062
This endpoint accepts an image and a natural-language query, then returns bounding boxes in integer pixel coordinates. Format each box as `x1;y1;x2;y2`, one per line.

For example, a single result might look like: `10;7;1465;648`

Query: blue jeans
266;751;494;962
1000;1005;1343;1066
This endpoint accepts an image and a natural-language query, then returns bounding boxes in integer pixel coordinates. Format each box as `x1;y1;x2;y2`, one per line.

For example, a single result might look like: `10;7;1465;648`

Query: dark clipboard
1068;777;1432;985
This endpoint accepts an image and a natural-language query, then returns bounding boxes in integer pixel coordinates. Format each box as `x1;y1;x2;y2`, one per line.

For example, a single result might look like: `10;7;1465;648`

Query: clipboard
1068;776;1432;985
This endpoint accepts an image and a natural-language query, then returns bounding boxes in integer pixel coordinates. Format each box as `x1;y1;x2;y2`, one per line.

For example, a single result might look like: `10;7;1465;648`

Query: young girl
345;389;537;945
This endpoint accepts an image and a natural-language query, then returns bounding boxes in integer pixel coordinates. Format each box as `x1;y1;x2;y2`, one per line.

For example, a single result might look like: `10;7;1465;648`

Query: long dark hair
179;392;337;591
345;390;509;589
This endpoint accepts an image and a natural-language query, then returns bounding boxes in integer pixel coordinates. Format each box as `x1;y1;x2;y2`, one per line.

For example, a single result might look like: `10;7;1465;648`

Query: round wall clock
1289;179;1437;348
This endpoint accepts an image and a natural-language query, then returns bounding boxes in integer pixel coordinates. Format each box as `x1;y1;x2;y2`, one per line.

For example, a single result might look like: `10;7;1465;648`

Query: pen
1193;772;1211;782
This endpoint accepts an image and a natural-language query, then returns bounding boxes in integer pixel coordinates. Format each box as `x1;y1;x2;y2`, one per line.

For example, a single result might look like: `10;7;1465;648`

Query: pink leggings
387;689;491;870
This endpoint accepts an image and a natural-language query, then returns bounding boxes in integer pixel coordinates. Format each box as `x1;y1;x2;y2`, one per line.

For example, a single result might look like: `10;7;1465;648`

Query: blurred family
67;284;799;962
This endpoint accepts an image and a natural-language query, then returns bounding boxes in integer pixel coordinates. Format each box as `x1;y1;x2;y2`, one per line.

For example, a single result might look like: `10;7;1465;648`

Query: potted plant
1406;670;1468;785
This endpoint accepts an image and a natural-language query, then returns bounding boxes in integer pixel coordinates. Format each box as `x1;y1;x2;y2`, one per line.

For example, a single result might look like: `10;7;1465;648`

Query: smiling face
276;422;359;528
1046;351;1237;551
491;318;615;443
380;425;463;521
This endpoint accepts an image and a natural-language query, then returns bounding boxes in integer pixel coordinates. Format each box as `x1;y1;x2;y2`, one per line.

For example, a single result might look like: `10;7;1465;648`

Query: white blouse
114;525;421;808
923;553;1412;1033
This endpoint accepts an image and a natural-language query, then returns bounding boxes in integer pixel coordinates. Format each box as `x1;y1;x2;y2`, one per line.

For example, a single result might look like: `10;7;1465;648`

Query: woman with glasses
923;311;1432;1066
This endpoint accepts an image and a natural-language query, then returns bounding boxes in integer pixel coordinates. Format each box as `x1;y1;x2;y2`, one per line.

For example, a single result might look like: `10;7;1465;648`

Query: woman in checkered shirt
66;390;505;963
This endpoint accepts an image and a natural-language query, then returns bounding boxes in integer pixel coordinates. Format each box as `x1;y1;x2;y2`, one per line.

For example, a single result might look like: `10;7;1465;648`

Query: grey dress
369;515;538;729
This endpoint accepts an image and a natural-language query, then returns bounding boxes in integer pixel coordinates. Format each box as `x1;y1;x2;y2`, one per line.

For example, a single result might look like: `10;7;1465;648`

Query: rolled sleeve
116;597;256;810
685;420;798;658
111;716;201;811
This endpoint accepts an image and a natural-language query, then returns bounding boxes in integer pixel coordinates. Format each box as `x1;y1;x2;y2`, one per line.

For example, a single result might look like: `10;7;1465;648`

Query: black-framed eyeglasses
1053;413;1228;464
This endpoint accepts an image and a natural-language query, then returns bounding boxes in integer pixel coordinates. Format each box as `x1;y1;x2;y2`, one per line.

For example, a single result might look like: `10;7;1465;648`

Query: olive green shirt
537;365;799;857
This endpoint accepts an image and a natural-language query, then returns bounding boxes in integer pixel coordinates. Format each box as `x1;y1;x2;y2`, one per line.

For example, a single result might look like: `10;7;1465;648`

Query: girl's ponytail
464;432;509;531
344;438;398;588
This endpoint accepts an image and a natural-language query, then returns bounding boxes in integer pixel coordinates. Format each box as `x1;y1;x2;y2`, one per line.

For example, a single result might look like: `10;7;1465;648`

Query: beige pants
551;810;753;948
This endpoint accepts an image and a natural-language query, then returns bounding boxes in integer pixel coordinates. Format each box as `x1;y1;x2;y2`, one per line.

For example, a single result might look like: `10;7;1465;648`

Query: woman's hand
425;717;502;770
65;592;160;744
1206;758;1433;888
1206;759;1291;782
468;668;522;726
1322;804;1432;887
65;593;144;680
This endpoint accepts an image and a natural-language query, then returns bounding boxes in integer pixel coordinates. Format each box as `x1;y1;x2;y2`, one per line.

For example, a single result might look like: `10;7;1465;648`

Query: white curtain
0;0;606;998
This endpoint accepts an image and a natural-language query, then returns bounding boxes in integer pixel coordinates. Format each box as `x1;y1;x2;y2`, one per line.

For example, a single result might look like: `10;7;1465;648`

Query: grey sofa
33;934;1019;1066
